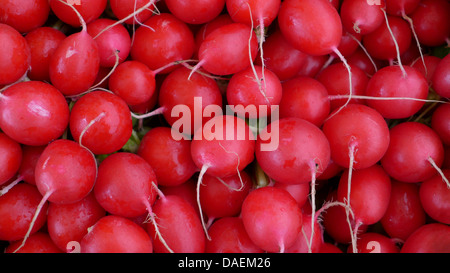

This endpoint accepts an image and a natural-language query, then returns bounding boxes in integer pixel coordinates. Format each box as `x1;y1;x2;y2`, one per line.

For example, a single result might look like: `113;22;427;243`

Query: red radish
319;243;343;253
109;0;155;25
226;65;282;119
0;0;50;33
81;215;153;253
419;170;450;224
86;18;131;68
256;117;331;184
332;30;362;58
226;0;280;28
286;214;323;253
273;182;310;209
0;183;48;241
322;104;390;170
25;27;66;82
297;54;329;78
47;192;106;252
386;0;421;16
347;47;384;77
17;145;46;186
199;171;251;222
0;133;22;186
241;186;303;253
348;232;399;253
6;232;63;253
381;122;444;183
279;76;330;127
131;13;195;74
49;0;107;27
254;29;307;81
364;65;429;119
0;23;31;85
205;217;264;253
400;223;450;253
94;152;158;218
159;178;200;217
195;22;258;76
431;104;450;146
108;60;156;106
340;0;385;35
194;14;234;58
410;0;450;47
431;53;450;98
138;127;198;187
411;55;441;85
69;91;132;155
147;191;206;253
317;158;344;181
166;0;225;24
0;81;70;146
380;180;426;241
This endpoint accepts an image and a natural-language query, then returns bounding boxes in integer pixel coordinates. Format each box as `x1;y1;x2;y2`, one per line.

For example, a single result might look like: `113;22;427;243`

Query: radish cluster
0;0;449;254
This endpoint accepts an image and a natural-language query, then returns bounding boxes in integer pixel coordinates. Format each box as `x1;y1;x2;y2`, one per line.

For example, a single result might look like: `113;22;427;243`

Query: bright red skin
206;217;264;253
340;0;385;35
0;0;50;33
365;66;429;119
0;183;48;241
411;55;441;85
226;0;280;26
419;170;450;224
0;133;22;185
337;164;392;226
166;0;225;24
431;104;450;146
49;31;100;96
322;104;390;169
0;81;70;146
47;193;106;252
49;0;107;27
241;186;303;253
18;145;46;185
317;62;369;111
432;53;450;98
226;65;282;119
137;127;198;187
159;178;200;217
198;23;258;75
147;195;206;253
94;152;158;218
286;214;324;253
347;48;385;77
410;0;450;47
194;14;234;58
131;13;195;74
35;139;97;204
297;54;329;78
81;215;153;253
273;182;310;209
108;60;156;106
255;30;307;81
191;115;255;178
278;0;342;56
25;27;66;82
332;30;362;58
6;232;63;253
279;76;330;127
109;0;155;25
200;171;251;219
69;91;132;155
385;0;421;16
86;18;131;68
348;233;399;253
401;223;450;253
381;122;444;183
0;23;31;85
380;180;426;241
363;16;412;61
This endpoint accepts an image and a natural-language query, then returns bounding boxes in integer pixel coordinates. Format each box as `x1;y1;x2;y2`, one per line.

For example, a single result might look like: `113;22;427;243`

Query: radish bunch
0;0;449;254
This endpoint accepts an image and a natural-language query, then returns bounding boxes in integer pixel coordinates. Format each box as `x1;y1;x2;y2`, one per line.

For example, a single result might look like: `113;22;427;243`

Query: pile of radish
0;0;449;254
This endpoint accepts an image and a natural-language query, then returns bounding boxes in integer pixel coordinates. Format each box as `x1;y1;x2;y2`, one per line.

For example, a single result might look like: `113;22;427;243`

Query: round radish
0;133;22;186
226;0;280;27
0;0;50;33
340;0;385;35
411;55;441;85
6;232;63;253
273;182;310;209
286;214;324;253
166;0;225;24
401;223;450;253
297;54;329;78
49;0;107;27
193;14;234;58
159;178;200;217
109;0;155;25
431;53;450;98
419;169;450;224
385;0;421;16
17;145;46;185
431;103;450;146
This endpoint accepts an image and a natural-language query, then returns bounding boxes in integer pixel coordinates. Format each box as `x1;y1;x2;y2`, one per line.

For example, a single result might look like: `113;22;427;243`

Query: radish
81;215;153;253
17;145;46;186
286;213;324;253
69;91;133;155
47;192;106;252
0;23;30;85
138;127;198;187
385;0;421;16
381;122;444;183
159;178;200;217
273;182;310;209
193;14;234;59
206;217;264;253
0;81;70;146
431;104;450;146
297;54;329;78
25;27;66;82
166;0;225;24
49;0;107;27
240;186;303;253
348;232;399;253
109;0;156;25
419;169;450;224
431;53;450;98
400;223;450;253
0;0;50;33
380;180;426;241
0;183;48;241
340;0;385;35
411;55;441;85
0;133;22;186
347;47;384;77
6;232;63;253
